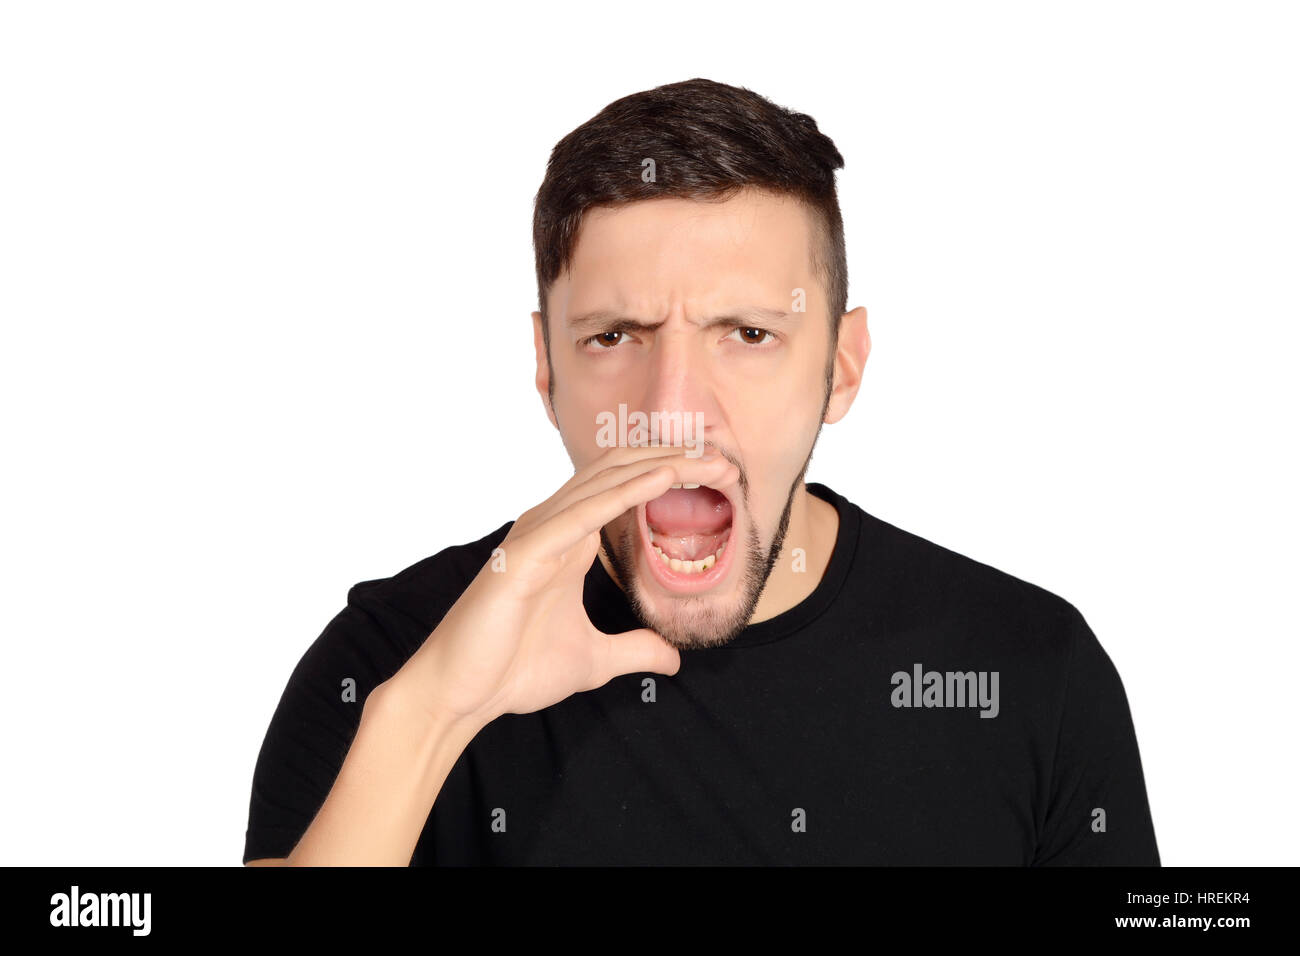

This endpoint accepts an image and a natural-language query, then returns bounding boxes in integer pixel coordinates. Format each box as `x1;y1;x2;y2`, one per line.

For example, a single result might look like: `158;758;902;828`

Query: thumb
587;626;681;688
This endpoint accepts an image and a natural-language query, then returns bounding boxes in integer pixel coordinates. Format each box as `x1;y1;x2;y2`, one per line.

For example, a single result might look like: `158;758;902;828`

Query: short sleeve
241;595;414;864
1033;607;1160;866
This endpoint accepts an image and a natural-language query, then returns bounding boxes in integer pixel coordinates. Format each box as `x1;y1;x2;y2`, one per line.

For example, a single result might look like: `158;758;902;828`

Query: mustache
697;441;747;506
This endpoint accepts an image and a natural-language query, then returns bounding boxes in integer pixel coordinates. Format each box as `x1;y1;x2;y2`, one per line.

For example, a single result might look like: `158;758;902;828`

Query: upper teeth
669;483;701;489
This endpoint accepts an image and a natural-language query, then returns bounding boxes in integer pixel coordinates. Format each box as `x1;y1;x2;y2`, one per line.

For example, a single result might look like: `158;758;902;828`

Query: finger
524;450;733;533
520;444;704;532
516;464;680;563
585;626;681;689
521;454;739;565
571;441;700;486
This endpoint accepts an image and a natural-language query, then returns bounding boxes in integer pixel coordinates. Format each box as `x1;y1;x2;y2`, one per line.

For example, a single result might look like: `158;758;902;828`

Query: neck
748;483;838;625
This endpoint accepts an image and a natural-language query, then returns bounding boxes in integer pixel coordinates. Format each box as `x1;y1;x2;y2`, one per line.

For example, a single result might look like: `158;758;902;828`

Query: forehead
554;188;818;318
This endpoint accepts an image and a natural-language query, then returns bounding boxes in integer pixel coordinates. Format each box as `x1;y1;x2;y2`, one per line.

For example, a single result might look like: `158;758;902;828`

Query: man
243;78;1159;866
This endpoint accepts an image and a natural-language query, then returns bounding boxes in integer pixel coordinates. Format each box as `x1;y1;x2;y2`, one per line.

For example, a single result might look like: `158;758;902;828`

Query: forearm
284;673;484;866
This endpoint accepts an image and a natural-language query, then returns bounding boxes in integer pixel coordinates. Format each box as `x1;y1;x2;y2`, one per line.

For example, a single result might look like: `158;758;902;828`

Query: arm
242;445;727;866
276;672;485;866
1033;606;1160;865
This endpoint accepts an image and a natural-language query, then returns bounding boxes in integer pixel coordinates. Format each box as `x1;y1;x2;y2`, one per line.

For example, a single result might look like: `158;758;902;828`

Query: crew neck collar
585;481;862;650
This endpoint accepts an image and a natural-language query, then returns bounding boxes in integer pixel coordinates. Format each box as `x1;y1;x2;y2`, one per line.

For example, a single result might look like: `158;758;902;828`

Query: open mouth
636;482;736;592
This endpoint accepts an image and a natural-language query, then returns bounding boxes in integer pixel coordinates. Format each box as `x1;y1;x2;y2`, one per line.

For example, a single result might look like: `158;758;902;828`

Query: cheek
729;373;824;446
558;394;613;453
730;414;820;505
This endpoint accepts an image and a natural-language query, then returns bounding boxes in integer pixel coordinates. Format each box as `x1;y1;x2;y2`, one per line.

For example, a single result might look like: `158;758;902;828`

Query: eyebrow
566;306;796;337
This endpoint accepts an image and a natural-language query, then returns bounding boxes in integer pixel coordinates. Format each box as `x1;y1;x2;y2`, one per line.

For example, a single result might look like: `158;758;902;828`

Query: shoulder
841;500;1120;730
285;519;516;690
846;498;1086;664
344;518;516;634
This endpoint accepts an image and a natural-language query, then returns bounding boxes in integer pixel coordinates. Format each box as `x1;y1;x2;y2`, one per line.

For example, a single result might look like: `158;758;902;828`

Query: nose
637;319;718;452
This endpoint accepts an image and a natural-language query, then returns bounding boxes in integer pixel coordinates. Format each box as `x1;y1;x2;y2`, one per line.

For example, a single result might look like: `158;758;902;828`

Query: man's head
530;78;868;649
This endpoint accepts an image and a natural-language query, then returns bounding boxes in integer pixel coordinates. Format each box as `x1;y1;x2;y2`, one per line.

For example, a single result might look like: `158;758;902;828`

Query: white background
1;0;1295;866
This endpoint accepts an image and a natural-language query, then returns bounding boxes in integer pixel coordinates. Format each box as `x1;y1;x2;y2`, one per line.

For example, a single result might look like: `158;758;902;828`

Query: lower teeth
649;532;728;575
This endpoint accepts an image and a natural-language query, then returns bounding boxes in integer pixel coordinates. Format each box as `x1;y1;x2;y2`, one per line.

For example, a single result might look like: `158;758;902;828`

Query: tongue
645;487;732;534
646;488;732;561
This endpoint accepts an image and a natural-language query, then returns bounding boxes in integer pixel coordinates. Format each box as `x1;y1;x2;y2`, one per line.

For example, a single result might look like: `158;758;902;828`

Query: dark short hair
532;78;847;367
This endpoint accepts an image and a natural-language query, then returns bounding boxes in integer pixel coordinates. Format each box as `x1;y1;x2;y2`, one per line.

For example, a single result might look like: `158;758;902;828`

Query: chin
632;590;753;650
607;496;769;650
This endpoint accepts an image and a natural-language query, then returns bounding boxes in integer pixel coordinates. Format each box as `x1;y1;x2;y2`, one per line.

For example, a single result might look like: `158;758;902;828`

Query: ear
532;311;558;429
824;306;870;425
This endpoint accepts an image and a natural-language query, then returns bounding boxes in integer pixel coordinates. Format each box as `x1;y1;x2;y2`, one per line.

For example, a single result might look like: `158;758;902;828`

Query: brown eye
731;327;771;345
587;332;624;348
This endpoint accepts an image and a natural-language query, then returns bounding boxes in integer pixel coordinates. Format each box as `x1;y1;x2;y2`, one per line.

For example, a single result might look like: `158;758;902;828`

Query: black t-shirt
242;482;1160;865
